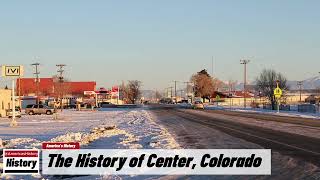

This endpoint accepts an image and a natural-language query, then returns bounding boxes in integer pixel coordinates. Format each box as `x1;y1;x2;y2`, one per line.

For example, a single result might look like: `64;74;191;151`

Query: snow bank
182;109;320;139
0;109;179;179
206;105;320;120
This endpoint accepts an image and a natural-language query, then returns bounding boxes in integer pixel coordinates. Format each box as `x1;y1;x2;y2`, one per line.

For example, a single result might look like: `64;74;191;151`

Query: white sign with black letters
1;65;24;77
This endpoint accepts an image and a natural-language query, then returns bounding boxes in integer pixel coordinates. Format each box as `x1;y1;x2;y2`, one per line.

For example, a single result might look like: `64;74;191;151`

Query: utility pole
240;59;250;109
165;88;169;98
166;86;173;102
169;87;173;99
165;87;168;98
165;87;173;98
31;63;40;104
18;77;21;107
178;90;184;99
173;80;179;102
183;81;194;103
56;64;66;111
297;81;303;102
211;56;214;78
155;89;158;102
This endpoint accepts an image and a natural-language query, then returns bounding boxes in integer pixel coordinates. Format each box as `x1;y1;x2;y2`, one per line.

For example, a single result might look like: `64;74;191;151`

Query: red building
64;81;97;95
16;78;54;96
16;78;96;97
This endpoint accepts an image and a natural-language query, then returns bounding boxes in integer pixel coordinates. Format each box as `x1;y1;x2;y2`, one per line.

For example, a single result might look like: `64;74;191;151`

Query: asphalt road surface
150;105;320;179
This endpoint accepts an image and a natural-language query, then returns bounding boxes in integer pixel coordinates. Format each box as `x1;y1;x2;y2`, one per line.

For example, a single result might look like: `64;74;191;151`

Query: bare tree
52;75;71;105
119;81;129;104
155;90;162;101
191;69;219;102
227;80;237;96
255;69;288;110
125;80;142;104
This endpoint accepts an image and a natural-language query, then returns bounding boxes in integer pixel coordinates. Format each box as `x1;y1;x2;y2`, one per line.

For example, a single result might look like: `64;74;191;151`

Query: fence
298;104;318;113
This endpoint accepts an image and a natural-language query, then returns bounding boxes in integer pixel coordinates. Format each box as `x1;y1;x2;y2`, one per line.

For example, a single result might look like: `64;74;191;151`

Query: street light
240;59;250;108
297;81;303;102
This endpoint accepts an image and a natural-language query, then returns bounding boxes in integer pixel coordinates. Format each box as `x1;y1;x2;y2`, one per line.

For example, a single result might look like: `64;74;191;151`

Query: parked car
25;104;56;115
64;104;77;109
99;102;111;108
192;101;205;109
7;108;22;118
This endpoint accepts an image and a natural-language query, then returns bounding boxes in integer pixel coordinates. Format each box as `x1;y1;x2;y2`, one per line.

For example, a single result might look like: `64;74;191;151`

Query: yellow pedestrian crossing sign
274;86;282;99
216;95;220;101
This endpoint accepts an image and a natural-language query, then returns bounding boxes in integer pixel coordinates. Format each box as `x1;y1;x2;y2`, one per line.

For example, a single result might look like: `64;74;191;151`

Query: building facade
16;78;96;97
0;89;12;117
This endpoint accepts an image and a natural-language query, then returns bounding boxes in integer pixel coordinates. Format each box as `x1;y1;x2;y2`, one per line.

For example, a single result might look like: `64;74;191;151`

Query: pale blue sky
0;1;319;90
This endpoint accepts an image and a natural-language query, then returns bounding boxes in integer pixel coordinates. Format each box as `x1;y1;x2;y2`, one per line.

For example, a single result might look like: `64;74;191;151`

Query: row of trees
190;68;288;110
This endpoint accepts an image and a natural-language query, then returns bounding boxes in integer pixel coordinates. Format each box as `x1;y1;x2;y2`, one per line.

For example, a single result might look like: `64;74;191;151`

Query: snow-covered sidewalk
0;109;178;149
0;108;179;179
181;108;320;139
205;105;320;120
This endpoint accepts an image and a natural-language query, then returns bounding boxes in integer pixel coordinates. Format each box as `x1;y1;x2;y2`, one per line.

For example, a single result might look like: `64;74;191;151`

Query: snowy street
152;106;320;180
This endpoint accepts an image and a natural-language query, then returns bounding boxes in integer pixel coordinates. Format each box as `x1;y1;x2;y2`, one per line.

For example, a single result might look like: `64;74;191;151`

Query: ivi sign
1;65;24;77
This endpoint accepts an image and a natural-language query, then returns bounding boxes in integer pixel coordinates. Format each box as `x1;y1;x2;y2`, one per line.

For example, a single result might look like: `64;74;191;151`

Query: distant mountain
235;82;245;90
224;76;320;91
287;76;320;90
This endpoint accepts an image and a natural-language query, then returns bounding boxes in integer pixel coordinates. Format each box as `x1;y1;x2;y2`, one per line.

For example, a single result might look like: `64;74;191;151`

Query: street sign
1;65;24;77
274;87;282;98
216;95;221;101
84;91;96;95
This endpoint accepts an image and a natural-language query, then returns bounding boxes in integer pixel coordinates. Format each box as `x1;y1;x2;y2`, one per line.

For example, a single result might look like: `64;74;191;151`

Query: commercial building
16;78;96;97
0;89;12;117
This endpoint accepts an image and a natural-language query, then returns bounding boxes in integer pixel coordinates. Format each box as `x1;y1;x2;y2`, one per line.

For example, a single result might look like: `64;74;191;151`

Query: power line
31;62;40;104
173;80;179;101
56;64;66;83
166;87;173;99
56;64;66;110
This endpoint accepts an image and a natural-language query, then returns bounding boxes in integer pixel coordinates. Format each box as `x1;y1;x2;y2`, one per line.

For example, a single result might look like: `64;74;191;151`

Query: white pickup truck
7;108;22;118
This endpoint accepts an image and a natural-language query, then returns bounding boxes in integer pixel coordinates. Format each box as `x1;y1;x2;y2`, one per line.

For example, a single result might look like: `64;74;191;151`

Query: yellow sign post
216;95;220;107
274;87;282;99
274;82;282;113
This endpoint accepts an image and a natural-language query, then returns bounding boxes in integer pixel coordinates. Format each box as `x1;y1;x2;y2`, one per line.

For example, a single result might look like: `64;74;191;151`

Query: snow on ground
182;108;320;139
0;108;179;179
0;109;179;149
206;105;320;120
